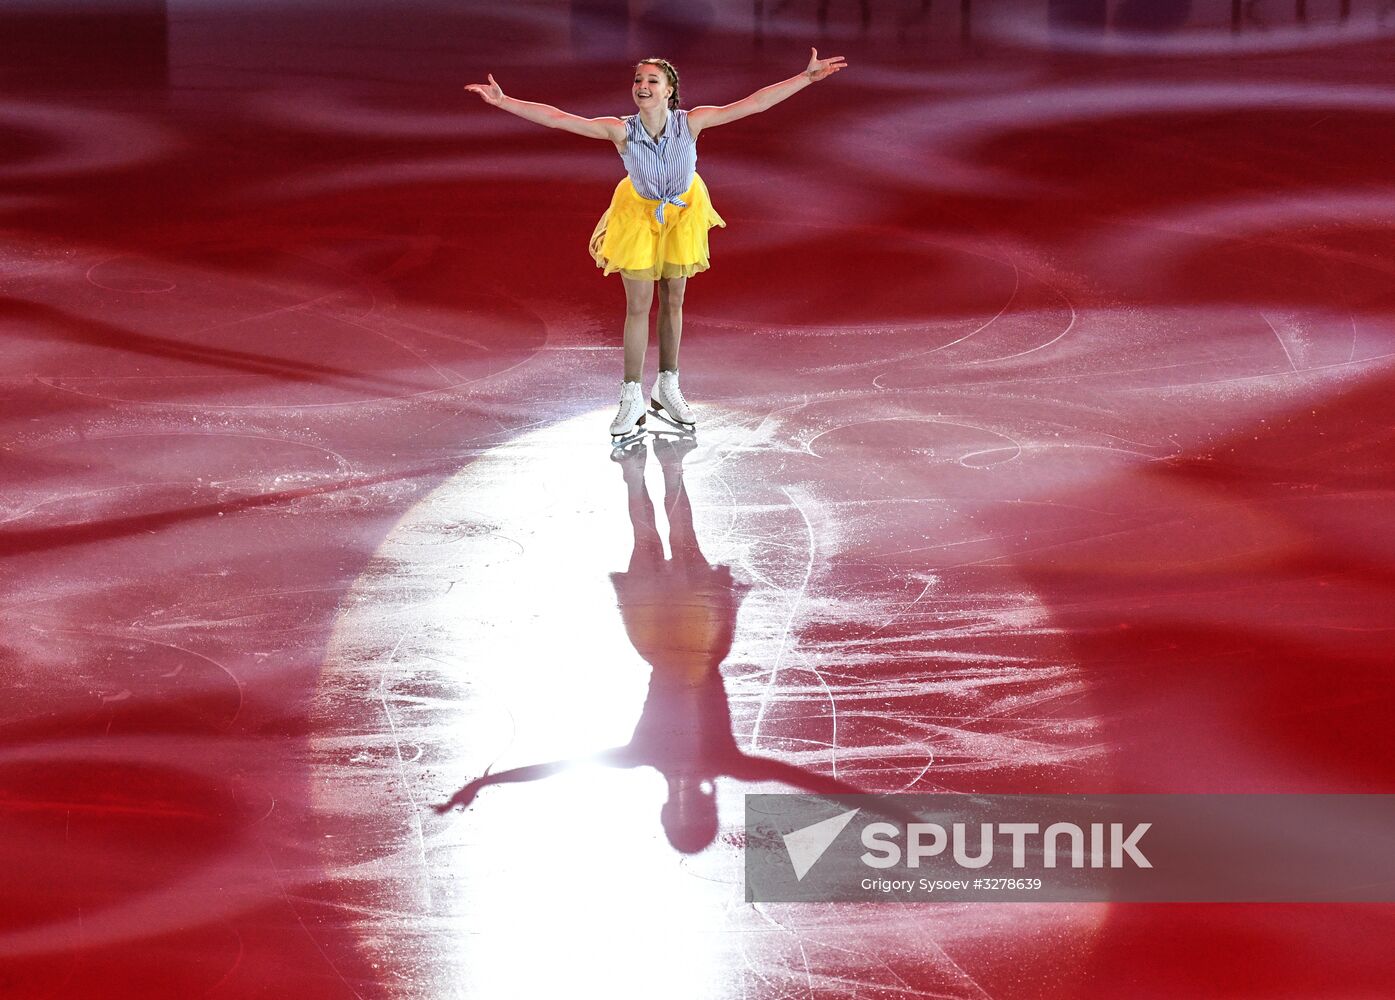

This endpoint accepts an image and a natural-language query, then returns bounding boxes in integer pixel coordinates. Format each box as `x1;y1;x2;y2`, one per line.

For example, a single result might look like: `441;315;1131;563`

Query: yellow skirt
588;173;726;281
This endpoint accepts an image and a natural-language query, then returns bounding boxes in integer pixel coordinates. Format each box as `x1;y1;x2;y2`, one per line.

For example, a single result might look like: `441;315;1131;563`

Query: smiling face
632;62;674;111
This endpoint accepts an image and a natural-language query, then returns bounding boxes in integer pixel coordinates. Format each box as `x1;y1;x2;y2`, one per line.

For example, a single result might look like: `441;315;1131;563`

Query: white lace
610;381;645;434
655;371;694;422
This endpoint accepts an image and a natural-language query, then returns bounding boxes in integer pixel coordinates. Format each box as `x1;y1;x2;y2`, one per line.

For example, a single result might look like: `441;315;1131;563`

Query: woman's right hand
434;778;485;813
464;73;505;106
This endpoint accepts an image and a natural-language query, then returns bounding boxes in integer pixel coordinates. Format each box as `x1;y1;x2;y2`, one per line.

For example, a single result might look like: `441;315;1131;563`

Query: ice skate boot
649;369;696;433
610;379;648;447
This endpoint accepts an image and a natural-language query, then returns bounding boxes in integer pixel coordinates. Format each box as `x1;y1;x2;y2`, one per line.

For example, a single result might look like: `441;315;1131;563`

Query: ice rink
3;1;1394;996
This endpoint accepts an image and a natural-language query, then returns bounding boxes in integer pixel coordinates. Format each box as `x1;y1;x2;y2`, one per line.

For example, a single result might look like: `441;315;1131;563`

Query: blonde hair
635;58;680;110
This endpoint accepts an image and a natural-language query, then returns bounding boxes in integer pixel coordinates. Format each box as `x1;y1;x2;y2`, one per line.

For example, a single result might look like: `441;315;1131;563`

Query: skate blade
647;406;696;435
610;425;648;451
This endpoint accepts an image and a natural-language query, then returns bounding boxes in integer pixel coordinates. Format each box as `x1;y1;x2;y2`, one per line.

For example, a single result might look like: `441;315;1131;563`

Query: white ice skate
610;379;648;447
649;369;696;434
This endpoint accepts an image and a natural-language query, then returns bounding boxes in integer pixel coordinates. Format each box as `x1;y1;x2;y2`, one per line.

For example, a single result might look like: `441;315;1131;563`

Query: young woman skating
465;49;847;445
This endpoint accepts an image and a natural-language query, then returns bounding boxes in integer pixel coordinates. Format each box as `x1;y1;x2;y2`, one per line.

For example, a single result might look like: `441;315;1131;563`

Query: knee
626;294;653;319
662;288;685;313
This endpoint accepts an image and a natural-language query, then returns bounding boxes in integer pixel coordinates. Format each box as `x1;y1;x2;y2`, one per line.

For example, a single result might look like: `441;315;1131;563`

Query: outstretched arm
434;746;635;813
723;753;870;799
688;48;847;138
464;73;626;143
723;752;924;826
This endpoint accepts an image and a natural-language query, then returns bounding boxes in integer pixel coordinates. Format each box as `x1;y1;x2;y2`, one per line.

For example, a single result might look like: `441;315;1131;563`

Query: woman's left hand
805;48;847;82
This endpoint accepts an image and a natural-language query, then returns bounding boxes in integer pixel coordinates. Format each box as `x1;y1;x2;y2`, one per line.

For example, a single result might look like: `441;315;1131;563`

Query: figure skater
464;49;848;445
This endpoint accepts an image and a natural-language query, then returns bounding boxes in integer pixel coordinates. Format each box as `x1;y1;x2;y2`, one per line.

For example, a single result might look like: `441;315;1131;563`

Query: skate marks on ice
436;435;904;850
818;80;1395;197
1086;189;1395;384
314;411;1108;998
1;235;545;412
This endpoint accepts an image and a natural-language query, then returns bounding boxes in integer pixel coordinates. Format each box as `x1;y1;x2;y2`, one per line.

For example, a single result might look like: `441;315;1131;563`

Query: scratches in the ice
796;939;815;997
870;263;1022;390
867;575;940;638
1260;312;1301;373
378;627;433;911
252;832;368;1000
196;924;246;998
801;655;842;780
969;279;1077;365
749;486;818;752
920;935;1000;1000
1122;347;1395;393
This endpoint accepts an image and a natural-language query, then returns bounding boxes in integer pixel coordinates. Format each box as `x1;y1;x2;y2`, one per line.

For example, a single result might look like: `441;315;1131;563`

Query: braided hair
635;58;680;110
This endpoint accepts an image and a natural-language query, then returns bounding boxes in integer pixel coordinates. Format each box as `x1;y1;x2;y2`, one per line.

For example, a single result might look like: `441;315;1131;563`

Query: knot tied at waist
654;193;688;224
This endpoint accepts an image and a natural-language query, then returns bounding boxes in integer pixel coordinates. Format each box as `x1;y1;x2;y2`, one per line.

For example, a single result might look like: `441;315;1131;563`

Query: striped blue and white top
618;108;699;223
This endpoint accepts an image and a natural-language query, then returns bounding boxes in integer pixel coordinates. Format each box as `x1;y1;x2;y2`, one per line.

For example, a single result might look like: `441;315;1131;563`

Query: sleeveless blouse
618;108;699;223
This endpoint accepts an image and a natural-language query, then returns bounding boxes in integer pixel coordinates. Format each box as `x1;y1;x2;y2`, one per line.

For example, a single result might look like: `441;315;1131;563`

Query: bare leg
619;444;664;569
655;436;706;566
622;275;654;382
657;276;687;373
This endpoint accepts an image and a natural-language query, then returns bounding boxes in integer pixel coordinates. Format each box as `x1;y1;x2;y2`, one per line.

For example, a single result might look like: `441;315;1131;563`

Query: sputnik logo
782;808;860;880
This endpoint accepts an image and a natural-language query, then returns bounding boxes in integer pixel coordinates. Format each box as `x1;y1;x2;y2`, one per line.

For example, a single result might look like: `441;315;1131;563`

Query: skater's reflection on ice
437;434;872;853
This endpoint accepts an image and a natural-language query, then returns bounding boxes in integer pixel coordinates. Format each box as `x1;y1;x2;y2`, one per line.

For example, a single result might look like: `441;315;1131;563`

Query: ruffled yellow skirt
589;173;726;281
